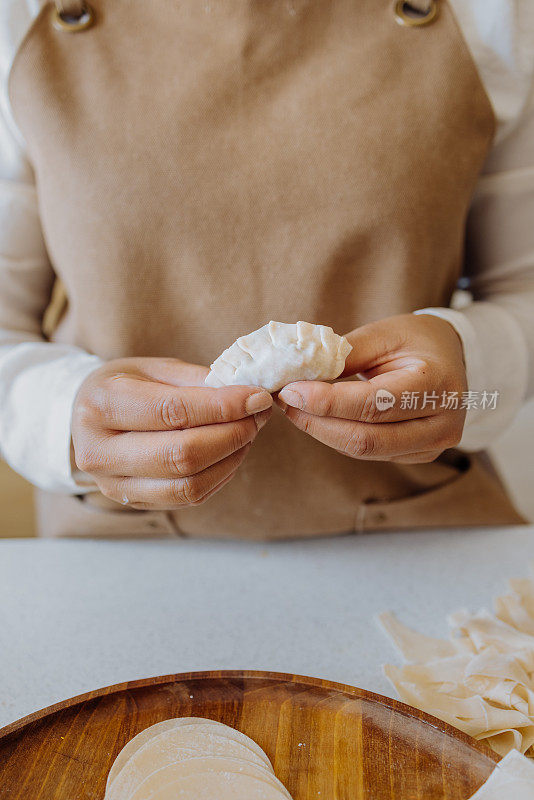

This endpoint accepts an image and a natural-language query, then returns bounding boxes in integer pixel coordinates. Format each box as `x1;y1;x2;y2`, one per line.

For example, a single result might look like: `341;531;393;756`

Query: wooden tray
0;670;498;799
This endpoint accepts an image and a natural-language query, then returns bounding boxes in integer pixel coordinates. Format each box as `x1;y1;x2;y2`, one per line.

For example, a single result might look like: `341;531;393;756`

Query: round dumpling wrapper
128;756;291;800
106;718;224;789
106;727;271;800
148;772;290;800
106;718;271;789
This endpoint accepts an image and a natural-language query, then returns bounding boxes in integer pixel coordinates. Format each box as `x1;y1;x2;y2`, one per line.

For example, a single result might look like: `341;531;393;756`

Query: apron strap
52;0;436;17
52;1;436;26
51;0;438;15
52;0;436;10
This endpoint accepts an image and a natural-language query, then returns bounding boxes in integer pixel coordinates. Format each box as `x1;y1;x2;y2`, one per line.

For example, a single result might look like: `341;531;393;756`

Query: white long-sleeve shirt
0;0;533;494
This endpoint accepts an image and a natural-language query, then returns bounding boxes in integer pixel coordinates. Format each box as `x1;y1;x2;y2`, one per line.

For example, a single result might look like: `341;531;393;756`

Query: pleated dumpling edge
205;320;352;393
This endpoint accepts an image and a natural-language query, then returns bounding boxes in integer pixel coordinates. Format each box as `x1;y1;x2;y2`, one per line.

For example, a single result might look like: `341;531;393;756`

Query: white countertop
1;526;533;731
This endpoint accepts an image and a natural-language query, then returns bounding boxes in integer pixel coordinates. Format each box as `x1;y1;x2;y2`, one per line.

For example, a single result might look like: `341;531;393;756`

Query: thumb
137;358;210;388
341;316;408;376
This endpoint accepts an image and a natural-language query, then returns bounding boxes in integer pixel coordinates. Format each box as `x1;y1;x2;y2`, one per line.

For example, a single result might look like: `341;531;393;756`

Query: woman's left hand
276;314;468;464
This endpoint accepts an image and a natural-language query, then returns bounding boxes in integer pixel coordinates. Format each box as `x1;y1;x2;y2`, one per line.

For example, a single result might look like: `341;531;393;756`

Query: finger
88;411;270;478
282;407;460;459
192;469;236;504
341;318;410;376
110;357;210;388
98;445;250;509
278;369;447;423
84;378;273;431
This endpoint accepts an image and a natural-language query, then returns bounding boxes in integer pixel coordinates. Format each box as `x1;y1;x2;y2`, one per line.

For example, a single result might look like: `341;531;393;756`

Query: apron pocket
356;453;525;531
35;489;180;538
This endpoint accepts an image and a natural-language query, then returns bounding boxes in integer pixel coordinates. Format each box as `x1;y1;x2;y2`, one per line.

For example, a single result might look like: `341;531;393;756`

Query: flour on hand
205;321;352;393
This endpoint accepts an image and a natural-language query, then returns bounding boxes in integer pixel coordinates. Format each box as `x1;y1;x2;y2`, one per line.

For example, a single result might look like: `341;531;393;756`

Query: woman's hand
276;314;467;464
72;357;272;509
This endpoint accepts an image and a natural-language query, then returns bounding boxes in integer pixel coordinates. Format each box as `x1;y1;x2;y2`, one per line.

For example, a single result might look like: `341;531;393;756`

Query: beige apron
8;0;524;538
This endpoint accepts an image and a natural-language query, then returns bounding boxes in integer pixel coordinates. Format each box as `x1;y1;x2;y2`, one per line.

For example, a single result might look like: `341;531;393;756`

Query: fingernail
278;388;304;410
245;392;273;415
254;409;272;431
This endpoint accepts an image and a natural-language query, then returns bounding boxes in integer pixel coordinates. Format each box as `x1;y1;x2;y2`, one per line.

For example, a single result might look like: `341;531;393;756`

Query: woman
0;0;532;538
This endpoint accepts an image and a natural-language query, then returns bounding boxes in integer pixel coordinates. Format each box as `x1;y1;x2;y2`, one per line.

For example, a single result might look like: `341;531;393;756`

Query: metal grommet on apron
394;0;439;27
52;0;95;33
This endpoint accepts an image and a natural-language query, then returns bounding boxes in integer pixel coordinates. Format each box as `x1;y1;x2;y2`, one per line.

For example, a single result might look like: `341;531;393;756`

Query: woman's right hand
71;357;272;510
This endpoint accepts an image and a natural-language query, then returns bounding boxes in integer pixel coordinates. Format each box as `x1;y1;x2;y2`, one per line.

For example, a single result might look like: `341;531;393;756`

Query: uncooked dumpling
205;321;352;393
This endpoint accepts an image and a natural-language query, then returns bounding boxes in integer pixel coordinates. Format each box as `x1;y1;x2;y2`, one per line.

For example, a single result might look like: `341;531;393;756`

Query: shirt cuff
0;342;102;493
414;304;529;451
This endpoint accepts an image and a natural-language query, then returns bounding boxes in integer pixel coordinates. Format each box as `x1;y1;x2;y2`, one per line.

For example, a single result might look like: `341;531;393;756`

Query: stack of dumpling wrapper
104;717;293;800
